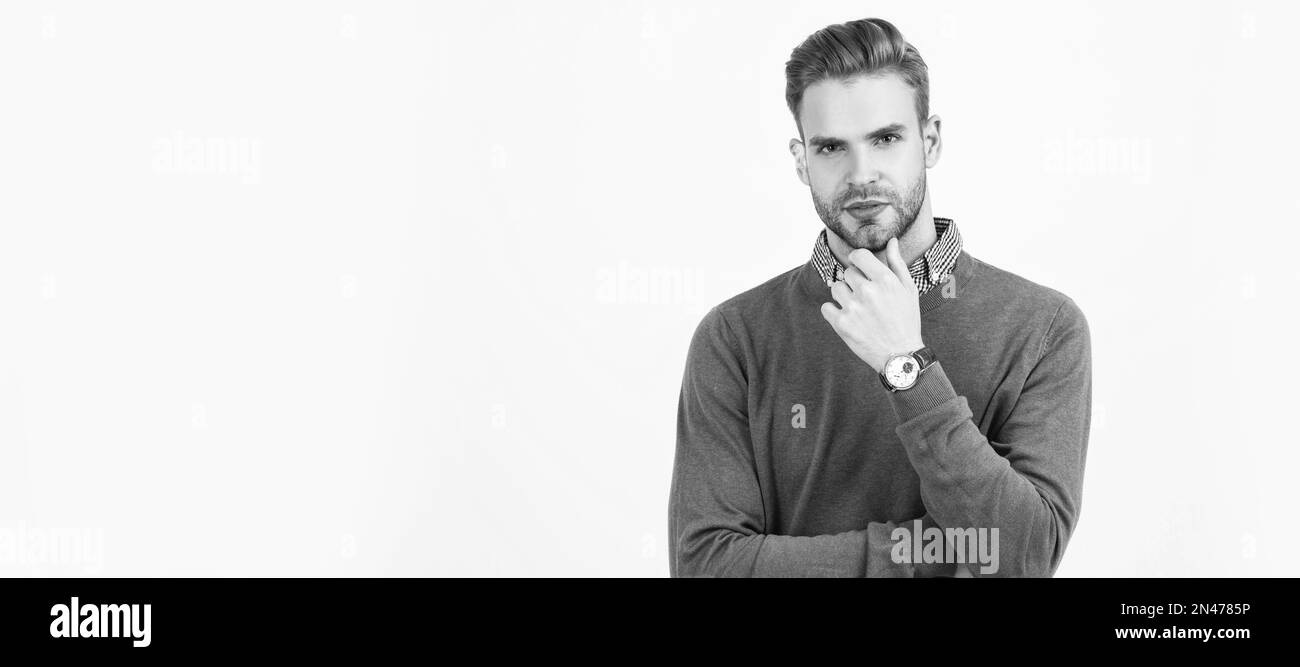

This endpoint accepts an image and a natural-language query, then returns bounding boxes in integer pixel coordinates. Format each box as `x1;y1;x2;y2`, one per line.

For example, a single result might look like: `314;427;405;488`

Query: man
668;18;1092;577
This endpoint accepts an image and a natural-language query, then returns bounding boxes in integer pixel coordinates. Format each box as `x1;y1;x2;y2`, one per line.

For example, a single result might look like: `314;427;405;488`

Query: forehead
799;73;917;137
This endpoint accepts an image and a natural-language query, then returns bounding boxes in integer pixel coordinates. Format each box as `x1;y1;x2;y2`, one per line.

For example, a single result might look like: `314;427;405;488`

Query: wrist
878;344;939;395
885;360;957;422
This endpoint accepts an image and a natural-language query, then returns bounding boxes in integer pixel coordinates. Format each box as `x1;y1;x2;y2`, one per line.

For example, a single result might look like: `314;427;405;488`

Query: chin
845;232;889;252
839;217;898;250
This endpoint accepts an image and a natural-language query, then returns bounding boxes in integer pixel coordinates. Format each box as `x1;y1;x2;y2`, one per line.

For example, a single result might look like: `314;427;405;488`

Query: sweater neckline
798;248;980;315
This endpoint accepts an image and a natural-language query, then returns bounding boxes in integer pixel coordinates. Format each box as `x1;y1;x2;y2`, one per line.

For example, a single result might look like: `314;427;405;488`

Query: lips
845;201;888;218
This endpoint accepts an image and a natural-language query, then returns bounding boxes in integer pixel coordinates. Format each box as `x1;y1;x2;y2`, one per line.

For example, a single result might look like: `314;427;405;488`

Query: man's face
794;73;932;251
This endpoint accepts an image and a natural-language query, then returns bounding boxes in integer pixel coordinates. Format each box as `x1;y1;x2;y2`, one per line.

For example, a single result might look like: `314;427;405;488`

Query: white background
1;0;1296;576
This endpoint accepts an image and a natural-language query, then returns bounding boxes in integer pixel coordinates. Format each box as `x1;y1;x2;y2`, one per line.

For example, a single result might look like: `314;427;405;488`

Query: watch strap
911;345;937;371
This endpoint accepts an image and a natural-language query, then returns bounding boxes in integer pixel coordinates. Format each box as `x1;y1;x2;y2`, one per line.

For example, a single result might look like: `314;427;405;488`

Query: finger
842;264;870;292
819;301;842;327
820;302;848;337
884;237;913;286
848;247;892;282
829;280;853;309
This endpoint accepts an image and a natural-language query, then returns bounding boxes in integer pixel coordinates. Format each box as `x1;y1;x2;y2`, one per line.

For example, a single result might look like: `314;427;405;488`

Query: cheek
891;152;925;182
810;172;841;200
814;184;841;208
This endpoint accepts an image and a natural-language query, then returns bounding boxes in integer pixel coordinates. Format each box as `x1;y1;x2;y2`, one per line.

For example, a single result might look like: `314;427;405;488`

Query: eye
817;145;842;155
877;134;901;145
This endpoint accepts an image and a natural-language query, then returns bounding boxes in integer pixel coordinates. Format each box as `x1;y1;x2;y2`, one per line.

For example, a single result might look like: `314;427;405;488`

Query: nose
845;146;881;188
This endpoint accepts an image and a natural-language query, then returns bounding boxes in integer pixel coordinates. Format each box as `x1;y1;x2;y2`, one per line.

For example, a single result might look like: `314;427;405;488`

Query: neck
827;196;936;270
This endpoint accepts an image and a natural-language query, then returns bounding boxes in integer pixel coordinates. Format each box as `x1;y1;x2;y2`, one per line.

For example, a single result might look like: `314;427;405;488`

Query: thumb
885;237;912;285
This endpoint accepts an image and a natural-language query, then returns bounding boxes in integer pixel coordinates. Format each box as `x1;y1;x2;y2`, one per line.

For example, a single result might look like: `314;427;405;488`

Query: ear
922;115;943;168
789;138;810;186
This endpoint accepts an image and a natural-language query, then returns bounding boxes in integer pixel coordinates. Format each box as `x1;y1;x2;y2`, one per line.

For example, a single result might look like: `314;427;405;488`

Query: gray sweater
668;249;1092;577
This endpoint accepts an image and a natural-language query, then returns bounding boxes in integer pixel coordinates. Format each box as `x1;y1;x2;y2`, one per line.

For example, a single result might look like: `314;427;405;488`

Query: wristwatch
878;346;937;392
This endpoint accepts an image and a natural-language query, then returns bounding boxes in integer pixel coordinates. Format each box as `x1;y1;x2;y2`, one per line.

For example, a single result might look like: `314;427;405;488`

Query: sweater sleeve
885;297;1093;577
668;306;953;577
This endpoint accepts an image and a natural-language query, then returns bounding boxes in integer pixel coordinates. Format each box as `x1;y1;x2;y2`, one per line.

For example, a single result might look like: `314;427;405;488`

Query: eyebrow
807;123;908;148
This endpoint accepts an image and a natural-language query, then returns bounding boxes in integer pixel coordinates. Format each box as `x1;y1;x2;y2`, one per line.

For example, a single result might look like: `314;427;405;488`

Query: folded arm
668;307;954;577
884;298;1093;577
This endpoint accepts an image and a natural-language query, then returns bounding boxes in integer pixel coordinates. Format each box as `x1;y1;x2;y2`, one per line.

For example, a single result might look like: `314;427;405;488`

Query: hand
819;237;924;373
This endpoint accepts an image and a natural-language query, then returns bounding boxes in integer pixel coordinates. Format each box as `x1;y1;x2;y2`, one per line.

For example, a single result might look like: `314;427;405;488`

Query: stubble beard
813;170;927;252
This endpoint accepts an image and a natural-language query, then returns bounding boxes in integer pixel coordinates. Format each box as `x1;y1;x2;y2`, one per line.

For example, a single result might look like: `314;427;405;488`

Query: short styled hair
784;18;930;137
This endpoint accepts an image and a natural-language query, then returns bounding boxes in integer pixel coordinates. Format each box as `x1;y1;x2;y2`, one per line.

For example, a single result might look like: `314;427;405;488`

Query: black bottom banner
1;577;1291;656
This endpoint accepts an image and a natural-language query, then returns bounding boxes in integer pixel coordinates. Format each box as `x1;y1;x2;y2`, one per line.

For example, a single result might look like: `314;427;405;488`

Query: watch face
884;354;919;389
